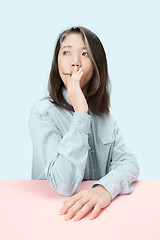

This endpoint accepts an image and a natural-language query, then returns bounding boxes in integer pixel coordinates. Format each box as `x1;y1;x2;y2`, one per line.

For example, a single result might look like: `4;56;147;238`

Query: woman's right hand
66;66;89;114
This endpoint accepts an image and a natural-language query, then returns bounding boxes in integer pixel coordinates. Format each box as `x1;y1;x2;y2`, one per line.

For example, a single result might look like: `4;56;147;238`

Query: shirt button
91;149;94;153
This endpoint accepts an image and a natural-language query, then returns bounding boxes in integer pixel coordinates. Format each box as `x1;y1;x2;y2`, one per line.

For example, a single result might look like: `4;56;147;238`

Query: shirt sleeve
29;109;91;197
91;119;140;201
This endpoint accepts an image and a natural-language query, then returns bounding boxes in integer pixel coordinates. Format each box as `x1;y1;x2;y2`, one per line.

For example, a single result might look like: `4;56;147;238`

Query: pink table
0;180;160;240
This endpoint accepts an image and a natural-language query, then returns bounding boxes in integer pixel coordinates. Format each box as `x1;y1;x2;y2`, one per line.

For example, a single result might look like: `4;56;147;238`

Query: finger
70;68;83;90
64;197;88;220
74;69;83;82
67;67;77;91
89;204;101;220
71;74;83;92
73;65;79;73
73;67;82;79
71;66;81;79
70;66;77;79
59;193;82;215
73;200;95;221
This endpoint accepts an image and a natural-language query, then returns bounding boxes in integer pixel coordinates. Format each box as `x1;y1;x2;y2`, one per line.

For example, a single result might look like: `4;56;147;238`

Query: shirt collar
62;87;71;105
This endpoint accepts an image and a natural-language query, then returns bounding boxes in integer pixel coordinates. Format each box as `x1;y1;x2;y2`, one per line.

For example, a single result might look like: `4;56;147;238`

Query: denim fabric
29;87;139;200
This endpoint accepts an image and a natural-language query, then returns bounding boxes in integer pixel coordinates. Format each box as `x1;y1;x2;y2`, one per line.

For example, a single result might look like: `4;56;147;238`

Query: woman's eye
82;52;89;56
62;51;88;56
63;51;70;55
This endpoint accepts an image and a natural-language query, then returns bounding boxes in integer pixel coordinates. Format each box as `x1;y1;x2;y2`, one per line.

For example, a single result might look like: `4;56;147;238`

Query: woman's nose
72;64;80;67
71;56;82;69
71;63;81;72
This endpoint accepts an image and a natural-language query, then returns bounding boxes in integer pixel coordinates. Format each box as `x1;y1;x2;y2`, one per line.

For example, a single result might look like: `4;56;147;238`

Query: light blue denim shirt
29;87;140;201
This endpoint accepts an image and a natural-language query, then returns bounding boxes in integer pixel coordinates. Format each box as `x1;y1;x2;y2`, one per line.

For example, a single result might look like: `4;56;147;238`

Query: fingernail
74;216;79;221
65;214;71;220
59;209;64;214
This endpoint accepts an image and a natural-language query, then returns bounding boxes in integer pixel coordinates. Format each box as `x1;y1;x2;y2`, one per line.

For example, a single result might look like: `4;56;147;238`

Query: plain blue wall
0;0;159;179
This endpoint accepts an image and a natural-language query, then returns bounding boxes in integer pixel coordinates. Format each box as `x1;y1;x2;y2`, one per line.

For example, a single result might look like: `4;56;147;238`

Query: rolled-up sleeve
92;120;140;201
29;109;91;197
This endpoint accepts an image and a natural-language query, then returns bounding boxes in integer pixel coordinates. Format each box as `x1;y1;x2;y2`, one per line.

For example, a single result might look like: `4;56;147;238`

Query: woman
29;26;139;221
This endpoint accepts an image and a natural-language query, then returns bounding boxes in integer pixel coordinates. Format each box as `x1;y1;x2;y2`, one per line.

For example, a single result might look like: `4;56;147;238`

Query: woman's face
58;33;94;94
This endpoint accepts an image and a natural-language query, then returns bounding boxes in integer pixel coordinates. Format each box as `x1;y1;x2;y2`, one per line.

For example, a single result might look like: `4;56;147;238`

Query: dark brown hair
46;26;111;116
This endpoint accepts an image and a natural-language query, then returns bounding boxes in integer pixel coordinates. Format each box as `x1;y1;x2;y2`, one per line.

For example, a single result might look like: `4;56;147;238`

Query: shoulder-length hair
46;26;111;116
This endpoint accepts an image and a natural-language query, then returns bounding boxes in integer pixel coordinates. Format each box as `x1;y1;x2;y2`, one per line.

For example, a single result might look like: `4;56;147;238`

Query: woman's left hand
59;185;111;221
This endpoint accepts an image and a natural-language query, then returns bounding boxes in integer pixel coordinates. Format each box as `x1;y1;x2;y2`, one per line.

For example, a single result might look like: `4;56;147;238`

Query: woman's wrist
75;109;88;114
97;185;112;203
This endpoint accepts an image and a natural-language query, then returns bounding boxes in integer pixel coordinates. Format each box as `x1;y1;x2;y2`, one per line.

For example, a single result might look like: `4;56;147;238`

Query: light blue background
0;0;159;179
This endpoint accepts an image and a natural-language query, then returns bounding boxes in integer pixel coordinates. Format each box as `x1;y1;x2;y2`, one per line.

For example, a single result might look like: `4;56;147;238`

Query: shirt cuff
70;111;91;134
91;171;123;201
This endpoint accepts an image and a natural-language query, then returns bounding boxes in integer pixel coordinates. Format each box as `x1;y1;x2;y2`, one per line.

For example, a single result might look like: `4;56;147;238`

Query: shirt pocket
99;134;115;172
100;134;114;145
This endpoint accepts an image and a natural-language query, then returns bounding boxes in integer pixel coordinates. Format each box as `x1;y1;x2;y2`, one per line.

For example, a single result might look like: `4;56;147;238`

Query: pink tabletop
0;180;160;240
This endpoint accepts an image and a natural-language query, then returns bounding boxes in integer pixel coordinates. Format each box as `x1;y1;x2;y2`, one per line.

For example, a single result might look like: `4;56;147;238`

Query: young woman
29;26;139;221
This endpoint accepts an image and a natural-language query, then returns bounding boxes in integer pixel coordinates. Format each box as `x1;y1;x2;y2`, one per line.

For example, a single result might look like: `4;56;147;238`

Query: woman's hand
59;185;111;221
66;66;89;114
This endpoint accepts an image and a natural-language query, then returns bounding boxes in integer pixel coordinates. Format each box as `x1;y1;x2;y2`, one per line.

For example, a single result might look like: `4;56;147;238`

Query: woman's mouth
62;72;72;75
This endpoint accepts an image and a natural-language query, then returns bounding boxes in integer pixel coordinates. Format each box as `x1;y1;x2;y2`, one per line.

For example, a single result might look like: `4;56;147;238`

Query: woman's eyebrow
61;45;87;49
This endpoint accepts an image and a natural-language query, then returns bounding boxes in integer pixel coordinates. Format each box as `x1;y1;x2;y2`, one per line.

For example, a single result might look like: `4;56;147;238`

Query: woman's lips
62;72;72;75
